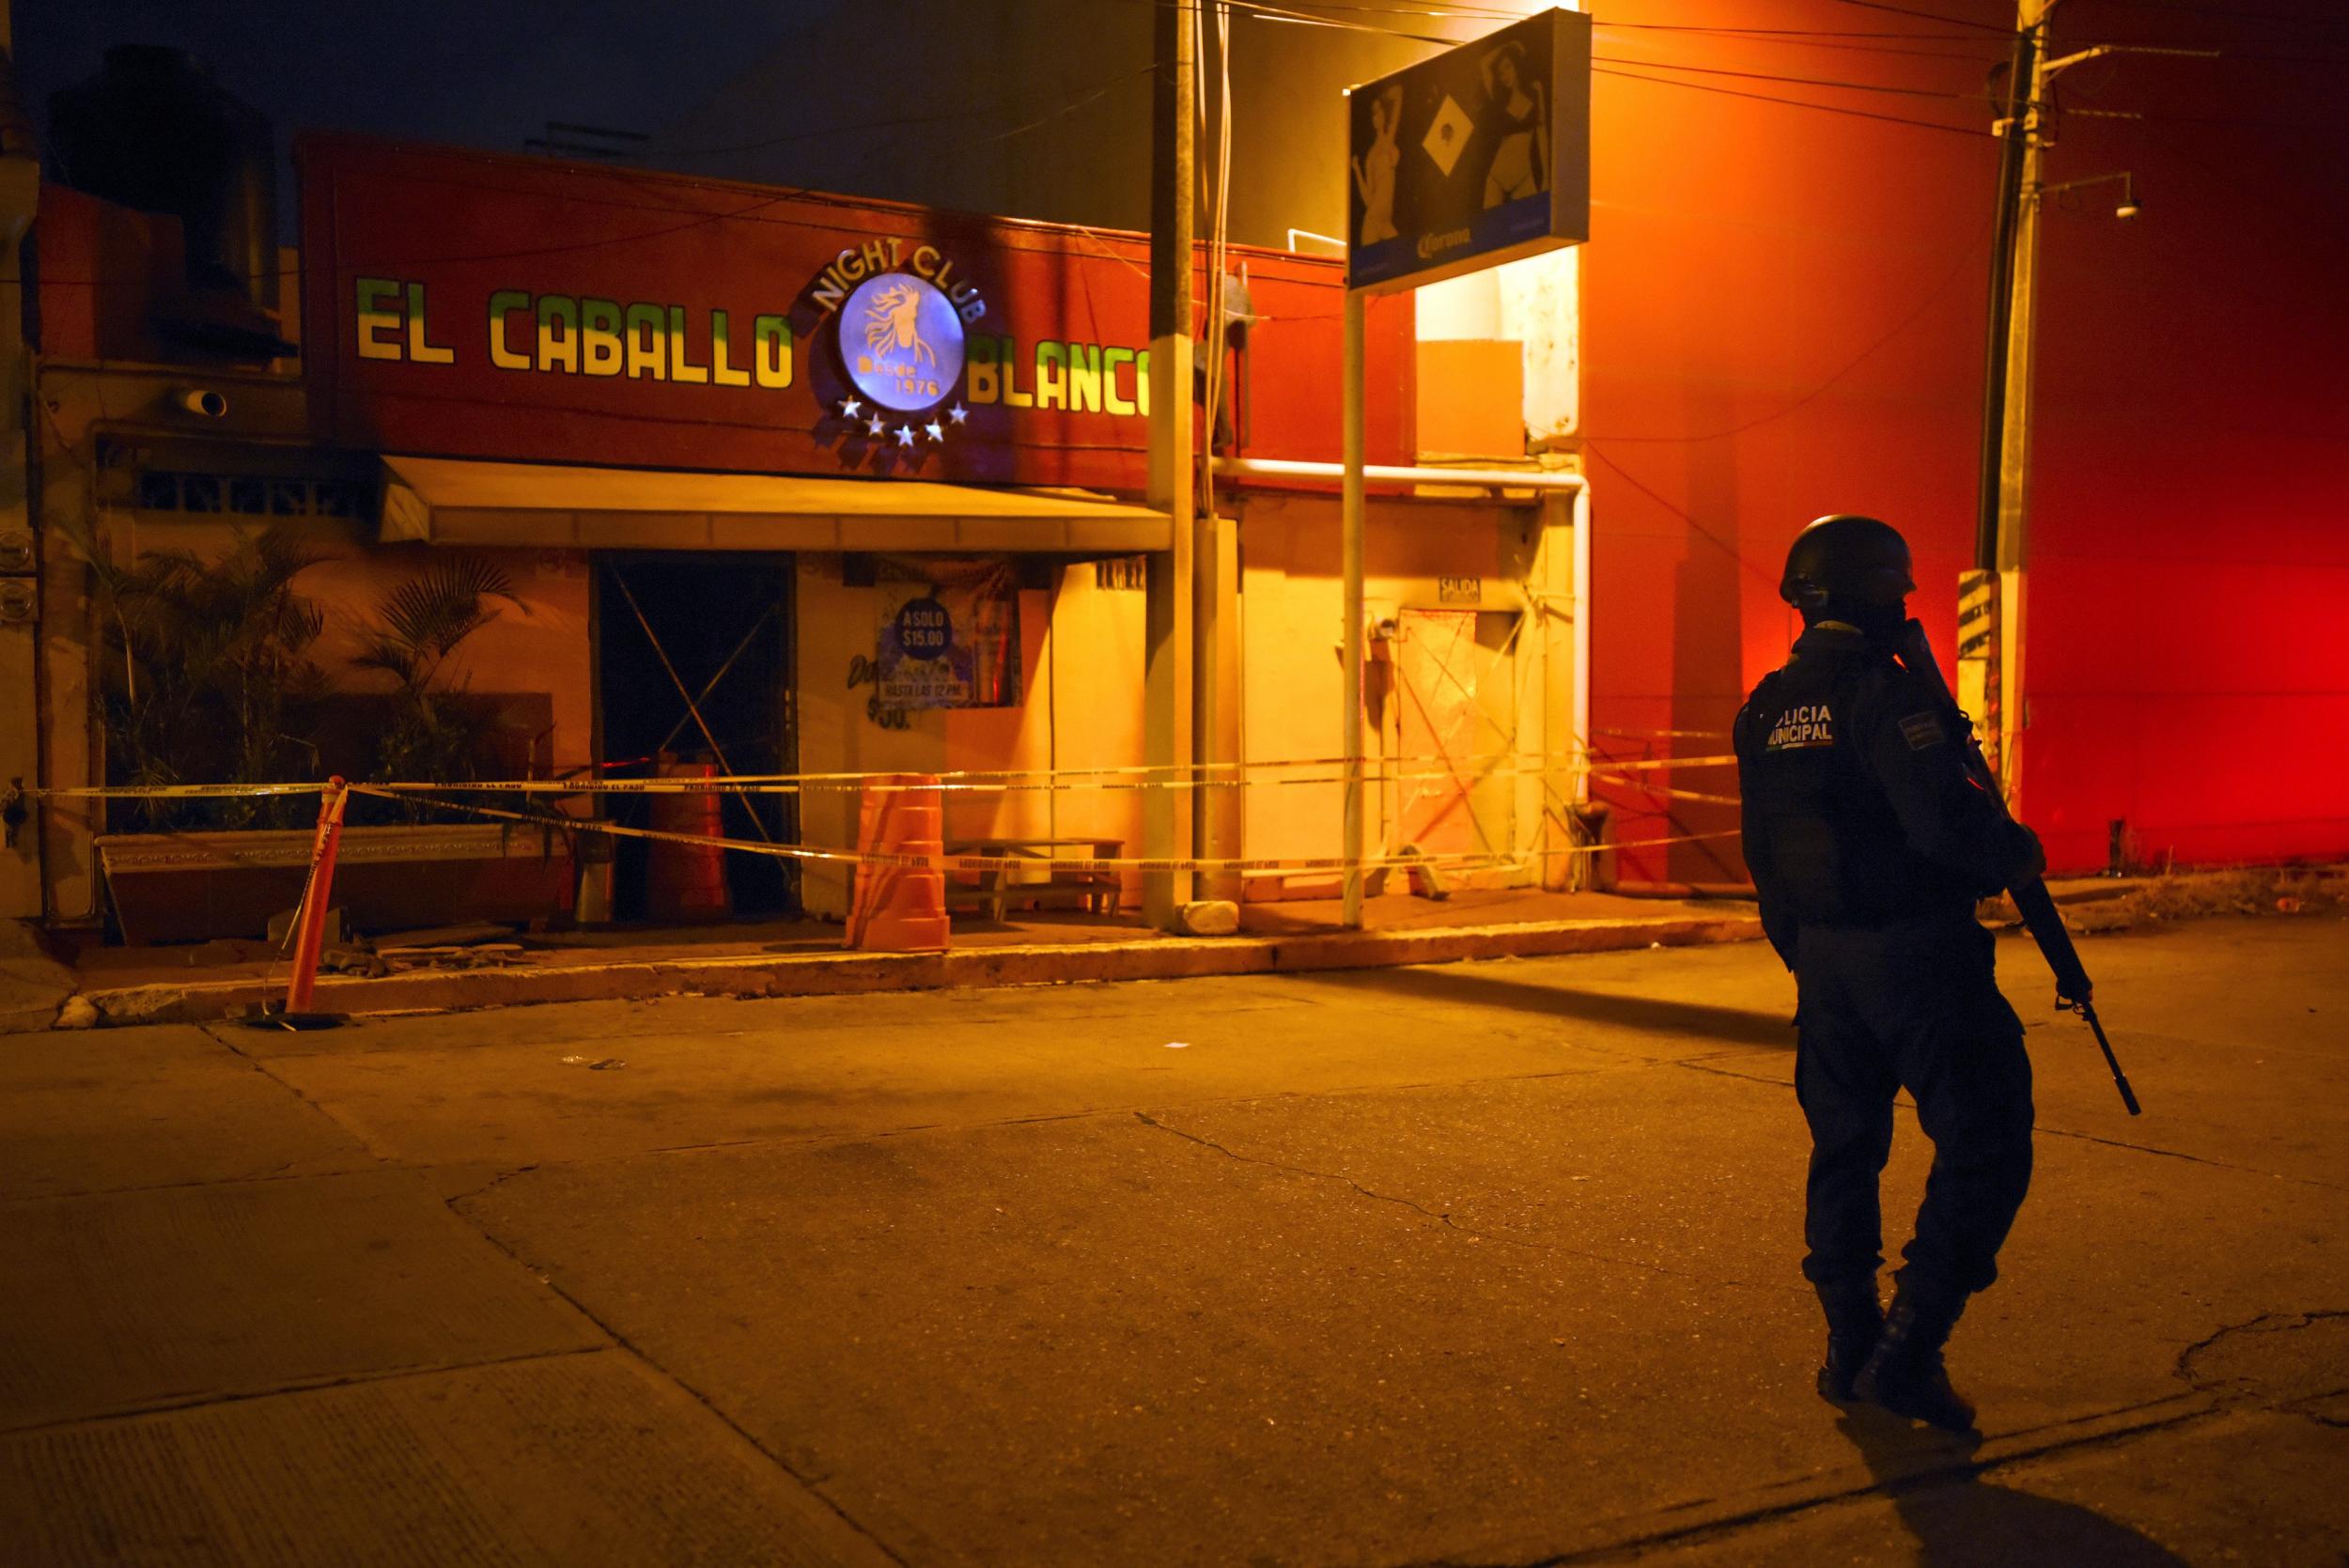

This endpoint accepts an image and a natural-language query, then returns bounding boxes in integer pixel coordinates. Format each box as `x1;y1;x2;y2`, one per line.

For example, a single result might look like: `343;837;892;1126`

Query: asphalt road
3;917;2344;1566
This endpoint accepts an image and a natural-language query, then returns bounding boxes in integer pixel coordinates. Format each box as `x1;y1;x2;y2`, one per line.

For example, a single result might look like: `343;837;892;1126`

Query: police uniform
1735;621;2041;1309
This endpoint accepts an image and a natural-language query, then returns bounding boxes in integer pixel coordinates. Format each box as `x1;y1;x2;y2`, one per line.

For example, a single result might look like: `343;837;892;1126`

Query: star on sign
924;419;944;442
947;404;969;425
840;396;863;419
894;425;915;447
865;413;888;437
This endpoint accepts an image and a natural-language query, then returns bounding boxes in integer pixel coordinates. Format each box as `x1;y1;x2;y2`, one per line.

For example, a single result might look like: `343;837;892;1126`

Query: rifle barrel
2081;1003;2143;1115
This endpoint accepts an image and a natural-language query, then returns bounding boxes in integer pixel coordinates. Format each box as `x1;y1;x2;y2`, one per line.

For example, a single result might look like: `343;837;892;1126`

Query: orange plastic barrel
846;773;950;951
645;753;732;922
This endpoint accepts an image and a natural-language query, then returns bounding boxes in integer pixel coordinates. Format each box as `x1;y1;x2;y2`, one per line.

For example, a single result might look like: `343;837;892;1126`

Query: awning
379;456;1173;553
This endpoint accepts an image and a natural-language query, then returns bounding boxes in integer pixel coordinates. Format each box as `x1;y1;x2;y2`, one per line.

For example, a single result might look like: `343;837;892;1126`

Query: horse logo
842;272;965;412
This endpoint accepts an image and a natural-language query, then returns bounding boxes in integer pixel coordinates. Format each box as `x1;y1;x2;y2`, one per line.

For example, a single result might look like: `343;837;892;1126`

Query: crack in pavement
1667;1057;2346;1192
1130;1110;1759;1291
1375;1393;2227;1568
2175;1309;2349;1387
0;1344;614;1439
198;1020;397;1169
2035;1127;2347;1191
441;1191;910;1568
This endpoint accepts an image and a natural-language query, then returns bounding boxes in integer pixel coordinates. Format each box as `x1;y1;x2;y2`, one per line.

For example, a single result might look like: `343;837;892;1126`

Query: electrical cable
1197;0;2011;132
2081;0;2349;28
1593;64;1993;136
656;64;1155;159
1599;32;2013;65
1581;444;1781;590
1832;0;2019;35
1592;54;1999;101
1584;217;1990;444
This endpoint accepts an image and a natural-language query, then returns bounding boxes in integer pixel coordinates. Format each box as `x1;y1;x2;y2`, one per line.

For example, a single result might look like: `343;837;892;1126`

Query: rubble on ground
1984;865;2349;936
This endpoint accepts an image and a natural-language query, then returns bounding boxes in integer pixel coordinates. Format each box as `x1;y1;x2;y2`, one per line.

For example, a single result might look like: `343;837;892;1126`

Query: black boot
1813;1277;1883;1403
1855;1282;1977;1434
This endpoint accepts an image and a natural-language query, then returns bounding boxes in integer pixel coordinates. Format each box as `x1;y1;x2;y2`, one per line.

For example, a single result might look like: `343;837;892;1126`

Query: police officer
1735;515;2046;1435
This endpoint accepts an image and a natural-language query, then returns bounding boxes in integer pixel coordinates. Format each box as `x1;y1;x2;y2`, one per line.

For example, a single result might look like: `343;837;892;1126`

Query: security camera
175;388;228;419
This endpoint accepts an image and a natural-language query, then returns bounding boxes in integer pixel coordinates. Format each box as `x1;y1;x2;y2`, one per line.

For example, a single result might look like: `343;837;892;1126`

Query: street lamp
2042;170;2140;223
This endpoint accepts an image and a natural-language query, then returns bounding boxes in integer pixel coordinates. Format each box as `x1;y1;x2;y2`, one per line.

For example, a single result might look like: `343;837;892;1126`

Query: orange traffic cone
845;773;951;952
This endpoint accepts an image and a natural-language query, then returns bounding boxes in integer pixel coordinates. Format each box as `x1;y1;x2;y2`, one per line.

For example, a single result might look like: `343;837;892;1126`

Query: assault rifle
1899;619;2142;1115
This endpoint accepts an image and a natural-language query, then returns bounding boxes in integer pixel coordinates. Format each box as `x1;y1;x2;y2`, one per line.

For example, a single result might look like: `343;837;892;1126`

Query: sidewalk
8;869;2257;1033
20;887;1766;1031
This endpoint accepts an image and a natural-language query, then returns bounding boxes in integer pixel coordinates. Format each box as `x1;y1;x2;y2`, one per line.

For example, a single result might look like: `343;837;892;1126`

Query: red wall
1581;0;2349;877
299;134;1414;492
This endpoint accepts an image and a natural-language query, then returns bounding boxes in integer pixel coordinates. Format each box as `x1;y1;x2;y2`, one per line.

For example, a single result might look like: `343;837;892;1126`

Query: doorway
1392;607;1523;886
593;553;797;918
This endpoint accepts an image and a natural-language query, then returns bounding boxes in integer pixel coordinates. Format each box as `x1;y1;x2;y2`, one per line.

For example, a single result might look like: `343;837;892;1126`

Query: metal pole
1996;0;2055;810
1974;19;2039;574
1144;0;1198;930
0;0;44;920
1341;289;1366;927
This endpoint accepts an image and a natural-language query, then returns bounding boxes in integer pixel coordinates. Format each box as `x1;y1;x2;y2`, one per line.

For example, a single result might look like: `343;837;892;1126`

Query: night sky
14;0;844;237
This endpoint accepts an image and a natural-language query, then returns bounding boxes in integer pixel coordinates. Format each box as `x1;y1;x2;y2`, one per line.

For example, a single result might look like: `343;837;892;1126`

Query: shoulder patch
1898;711;1947;751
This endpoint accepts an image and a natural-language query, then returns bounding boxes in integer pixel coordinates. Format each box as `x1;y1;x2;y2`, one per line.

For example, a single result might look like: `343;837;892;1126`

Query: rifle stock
1898;620;2141;1115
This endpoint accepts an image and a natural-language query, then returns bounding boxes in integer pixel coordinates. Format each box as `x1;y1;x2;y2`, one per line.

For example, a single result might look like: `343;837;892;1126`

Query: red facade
299;134;1414;491
1580;0;2349;878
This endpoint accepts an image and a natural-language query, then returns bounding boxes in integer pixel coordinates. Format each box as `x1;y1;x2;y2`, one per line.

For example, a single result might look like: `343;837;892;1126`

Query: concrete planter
97;823;575;944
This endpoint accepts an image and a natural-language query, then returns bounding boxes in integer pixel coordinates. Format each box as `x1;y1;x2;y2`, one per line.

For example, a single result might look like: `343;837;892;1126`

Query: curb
53;915;1763;1029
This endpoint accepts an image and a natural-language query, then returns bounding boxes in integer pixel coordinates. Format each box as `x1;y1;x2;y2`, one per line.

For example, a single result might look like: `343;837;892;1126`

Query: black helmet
1779;515;1916;611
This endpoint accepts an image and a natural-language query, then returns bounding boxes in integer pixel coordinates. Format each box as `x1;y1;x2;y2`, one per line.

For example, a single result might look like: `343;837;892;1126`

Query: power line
653;66;1152;159
1594;64;1992;137
1585;218;1991;444
1832;0;2018;33
1581;444;1781;589
1207;0;2008;132
1598;28;2013;65
1594;54;1997;103
2084;0;2349;28
1600;23;2005;42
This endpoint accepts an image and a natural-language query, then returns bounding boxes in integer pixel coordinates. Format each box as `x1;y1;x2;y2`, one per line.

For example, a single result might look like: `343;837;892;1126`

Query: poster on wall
874;564;1020;709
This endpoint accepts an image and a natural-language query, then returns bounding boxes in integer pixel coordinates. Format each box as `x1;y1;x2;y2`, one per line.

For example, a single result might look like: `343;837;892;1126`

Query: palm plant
352;556;521;818
86;525;329;830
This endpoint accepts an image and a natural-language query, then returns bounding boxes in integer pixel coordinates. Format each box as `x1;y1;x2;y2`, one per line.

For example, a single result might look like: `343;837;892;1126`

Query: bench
941;836;1126;921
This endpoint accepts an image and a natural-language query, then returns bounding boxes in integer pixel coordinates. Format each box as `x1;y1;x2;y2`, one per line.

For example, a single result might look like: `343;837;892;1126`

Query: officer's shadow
1834;1405;2187;1567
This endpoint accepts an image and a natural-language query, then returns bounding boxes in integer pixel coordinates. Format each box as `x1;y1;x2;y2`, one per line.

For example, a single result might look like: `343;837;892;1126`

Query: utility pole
1961;6;2043;793
1989;0;2058;813
0;0;44;919
1143;0;1198;930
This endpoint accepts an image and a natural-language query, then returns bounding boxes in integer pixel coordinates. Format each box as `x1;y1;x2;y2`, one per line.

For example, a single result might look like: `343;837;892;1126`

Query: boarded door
1393;608;1522;883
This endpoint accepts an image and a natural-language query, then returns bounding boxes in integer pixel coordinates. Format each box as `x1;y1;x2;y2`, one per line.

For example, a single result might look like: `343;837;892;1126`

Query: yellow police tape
339;784;1738;875
21;751;1737;801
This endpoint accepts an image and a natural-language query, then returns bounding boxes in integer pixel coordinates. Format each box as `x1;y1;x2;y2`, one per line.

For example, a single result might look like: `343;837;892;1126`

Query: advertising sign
301;135;1420;490
1346;8;1591;294
874;566;1019;709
